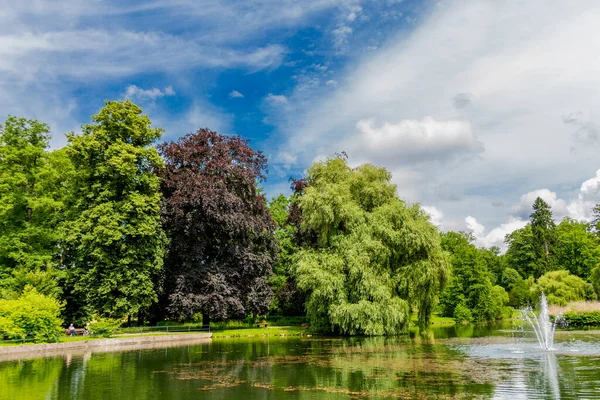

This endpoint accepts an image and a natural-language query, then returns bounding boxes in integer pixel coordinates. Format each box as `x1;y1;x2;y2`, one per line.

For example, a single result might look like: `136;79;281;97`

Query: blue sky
2;0;600;249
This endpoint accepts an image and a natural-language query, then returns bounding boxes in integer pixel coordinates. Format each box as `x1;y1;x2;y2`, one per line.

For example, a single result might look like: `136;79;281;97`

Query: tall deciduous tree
65;100;165;318
158;129;277;322
292;157;448;334
0;117;68;296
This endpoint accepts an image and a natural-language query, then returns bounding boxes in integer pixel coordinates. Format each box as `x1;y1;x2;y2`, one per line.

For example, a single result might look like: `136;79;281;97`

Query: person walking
69;323;76;336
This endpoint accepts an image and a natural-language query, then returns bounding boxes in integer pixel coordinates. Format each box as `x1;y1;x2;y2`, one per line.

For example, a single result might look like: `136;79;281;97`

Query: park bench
256;322;268;328
65;328;87;336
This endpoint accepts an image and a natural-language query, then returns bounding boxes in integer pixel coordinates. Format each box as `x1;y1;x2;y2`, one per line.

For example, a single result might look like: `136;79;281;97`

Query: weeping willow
293;157;449;335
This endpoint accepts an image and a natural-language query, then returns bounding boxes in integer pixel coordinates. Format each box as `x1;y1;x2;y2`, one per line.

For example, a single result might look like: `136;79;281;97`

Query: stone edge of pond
0;333;212;361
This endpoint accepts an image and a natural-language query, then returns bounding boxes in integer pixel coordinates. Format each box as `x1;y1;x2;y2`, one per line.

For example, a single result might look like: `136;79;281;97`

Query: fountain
521;293;563;351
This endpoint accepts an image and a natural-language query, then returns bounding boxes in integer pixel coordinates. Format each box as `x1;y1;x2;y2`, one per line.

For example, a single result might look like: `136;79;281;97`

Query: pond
2;322;600;399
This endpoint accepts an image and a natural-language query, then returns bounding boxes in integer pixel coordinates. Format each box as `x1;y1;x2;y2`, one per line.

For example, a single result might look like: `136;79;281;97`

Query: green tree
505;225;538;278
439;232;504;322
292;157;449;334
65;100;166;318
591;265;600;298
267;194;304;315
535;270;587;306
530;197;556;275
554;218;600;278
0;116;69;297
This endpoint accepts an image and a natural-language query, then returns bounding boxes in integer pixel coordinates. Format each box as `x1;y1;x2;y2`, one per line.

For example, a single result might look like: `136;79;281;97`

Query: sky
2;0;600;249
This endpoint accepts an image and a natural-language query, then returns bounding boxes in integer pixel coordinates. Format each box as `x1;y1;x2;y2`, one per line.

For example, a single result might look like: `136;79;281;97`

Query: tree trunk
137;309;144;326
202;313;210;329
127;314;131;327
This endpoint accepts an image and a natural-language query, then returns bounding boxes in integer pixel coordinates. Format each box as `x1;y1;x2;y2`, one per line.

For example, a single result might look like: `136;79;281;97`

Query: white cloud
265;93;289;105
273;0;600;233
422;205;444;228
466;216;528;250
348;117;483;166
465;168;600;250
124;85;176;101
332;25;353;50
229;90;244;98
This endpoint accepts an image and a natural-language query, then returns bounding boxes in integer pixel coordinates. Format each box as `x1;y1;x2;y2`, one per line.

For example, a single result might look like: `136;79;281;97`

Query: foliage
64;100;166;318
530;197;556;275
87;316;121;338
554;218;600;278
0;286;63;342
267;193;305;316
562;311;600;326
439;232;505;322
505;225;538;278
0;117;69;297
158;129;277;321
591;265;600;298
453;303;472;323
292;157;449;335
500;267;522;290
535;270;587;306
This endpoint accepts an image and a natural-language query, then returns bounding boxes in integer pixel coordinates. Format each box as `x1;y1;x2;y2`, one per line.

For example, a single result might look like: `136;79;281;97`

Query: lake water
2;322;600;399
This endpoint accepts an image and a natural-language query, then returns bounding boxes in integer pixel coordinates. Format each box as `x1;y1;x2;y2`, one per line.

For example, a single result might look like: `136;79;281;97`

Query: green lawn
211;326;306;338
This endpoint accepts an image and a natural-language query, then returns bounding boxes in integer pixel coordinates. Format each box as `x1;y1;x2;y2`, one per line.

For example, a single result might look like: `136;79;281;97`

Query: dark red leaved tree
157;129;277;323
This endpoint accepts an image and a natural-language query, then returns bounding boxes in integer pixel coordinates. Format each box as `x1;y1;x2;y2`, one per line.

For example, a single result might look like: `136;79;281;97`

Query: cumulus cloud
465;168;600;249
422;205;444;228
124;85;175;101
229;90;244;98
347;117;483;166
273;0;600;234
466;216;528;250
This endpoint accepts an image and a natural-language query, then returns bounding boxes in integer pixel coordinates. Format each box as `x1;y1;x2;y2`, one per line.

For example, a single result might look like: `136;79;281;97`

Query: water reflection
0;325;599;399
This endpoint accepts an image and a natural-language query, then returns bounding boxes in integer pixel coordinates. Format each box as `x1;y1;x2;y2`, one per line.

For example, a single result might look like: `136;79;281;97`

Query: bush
535;270;587;306
0;286;64;342
562;311;600;326
87;317;121;338
453;304;472;323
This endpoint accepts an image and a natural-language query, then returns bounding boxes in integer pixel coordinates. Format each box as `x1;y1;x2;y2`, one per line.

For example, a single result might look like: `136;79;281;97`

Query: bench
256;323;268;328
65;328;87;336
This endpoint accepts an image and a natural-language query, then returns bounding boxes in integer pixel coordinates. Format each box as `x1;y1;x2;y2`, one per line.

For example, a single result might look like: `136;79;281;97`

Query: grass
409;313;456;326
211;326;306;338
549;301;600;315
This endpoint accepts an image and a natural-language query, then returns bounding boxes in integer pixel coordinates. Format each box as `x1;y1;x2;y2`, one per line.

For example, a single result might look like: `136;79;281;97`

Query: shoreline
0;333;212;362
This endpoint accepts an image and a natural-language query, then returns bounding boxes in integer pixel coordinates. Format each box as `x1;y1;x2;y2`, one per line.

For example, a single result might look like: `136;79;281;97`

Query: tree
591;265;600;298
0;116;67;297
505;225;538;278
530;197;556;275
158;129;278;322
554;218;600;278
267;194;305;316
291;157;449;334
439;232;504;322
64;100;166;318
535;270;587;306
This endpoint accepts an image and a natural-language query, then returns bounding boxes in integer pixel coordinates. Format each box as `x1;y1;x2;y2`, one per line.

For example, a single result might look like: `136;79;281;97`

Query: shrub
87;317;121;338
562;311;600;326
0;286;64;342
535;270;587;306
453;304;472;323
